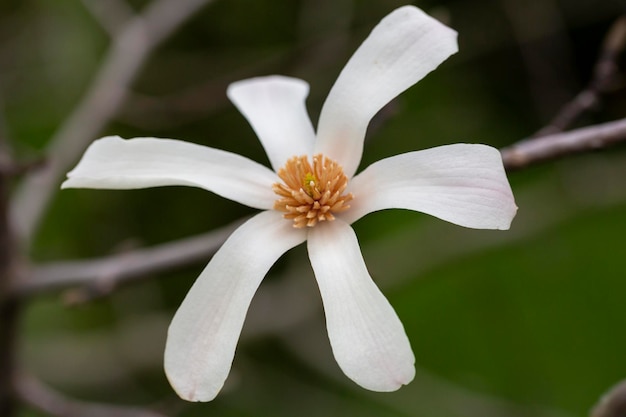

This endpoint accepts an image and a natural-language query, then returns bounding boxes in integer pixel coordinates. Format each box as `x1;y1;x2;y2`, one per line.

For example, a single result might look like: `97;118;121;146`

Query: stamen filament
273;154;353;228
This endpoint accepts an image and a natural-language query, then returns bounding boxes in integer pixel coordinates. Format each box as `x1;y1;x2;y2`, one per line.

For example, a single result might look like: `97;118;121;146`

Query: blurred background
1;0;626;416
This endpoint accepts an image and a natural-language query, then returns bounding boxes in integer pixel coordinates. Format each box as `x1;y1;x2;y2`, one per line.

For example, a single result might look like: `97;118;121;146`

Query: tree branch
15;217;246;299
501;117;626;170
9;0;216;249
15;373;168;417
535;16;626;136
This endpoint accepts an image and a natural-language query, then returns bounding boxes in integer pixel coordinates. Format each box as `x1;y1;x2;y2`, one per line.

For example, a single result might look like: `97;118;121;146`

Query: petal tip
392;4;459;53
227;75;309;102
356;361;416;393
164;354;223;403
167;379;219;403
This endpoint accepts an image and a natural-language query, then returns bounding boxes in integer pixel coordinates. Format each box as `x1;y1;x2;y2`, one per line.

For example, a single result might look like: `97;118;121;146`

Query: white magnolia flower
63;6;517;402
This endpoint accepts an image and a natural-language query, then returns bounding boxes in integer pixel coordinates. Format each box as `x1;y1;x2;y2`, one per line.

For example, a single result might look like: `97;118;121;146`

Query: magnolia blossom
63;6;517;402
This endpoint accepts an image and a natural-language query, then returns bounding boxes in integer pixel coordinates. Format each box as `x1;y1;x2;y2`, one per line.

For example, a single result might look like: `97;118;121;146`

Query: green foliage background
1;0;625;416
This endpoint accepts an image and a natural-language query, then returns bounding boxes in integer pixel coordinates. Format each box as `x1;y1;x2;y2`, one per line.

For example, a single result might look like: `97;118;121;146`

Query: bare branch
81;0;135;37
535;16;626;136
15;217;246;298
15;372;168;417
502;117;626;170
10;0;216;249
591;379;626;417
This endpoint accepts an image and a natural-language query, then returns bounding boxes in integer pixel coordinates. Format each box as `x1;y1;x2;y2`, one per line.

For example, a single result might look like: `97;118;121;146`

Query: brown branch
15;373;168;417
9;0;217;249
14;217;246;299
502;117;626;170
535;16;626;136
591;379;626;417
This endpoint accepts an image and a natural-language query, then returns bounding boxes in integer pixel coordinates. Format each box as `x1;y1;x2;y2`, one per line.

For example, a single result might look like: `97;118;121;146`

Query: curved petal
62;136;278;210
307;220;415;391
227;76;316;171
164;210;307;402
315;6;458;178
341;144;517;229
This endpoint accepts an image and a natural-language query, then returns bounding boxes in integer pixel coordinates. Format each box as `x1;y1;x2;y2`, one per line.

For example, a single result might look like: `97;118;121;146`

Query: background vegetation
1;0;625;416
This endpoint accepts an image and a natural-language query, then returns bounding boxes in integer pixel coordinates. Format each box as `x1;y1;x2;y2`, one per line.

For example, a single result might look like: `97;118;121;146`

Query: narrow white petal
315;6;458;178
227;76;316;171
164;210;307;401
342;144;517;229
307;220;415;391
62;136;278;210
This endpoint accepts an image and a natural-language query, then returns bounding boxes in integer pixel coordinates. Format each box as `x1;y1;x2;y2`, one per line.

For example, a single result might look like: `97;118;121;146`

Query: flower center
272;154;353;228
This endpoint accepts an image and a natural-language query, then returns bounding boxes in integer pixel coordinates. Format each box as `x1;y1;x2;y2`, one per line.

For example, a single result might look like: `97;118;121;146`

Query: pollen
273;154;353;228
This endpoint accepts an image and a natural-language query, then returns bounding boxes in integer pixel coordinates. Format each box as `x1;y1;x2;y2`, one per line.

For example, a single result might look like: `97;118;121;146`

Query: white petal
227;76;316;171
164;210;307;401
307;220;415;391
315;6;458;178
62;136;278;210
341;144;517;229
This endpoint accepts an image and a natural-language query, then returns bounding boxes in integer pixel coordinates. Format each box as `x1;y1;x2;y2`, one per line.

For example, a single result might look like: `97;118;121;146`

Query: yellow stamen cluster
273;154;353;228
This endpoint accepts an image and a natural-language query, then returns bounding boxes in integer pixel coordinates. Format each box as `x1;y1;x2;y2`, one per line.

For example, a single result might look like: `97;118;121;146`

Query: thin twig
591;379;626;417
535;16;626;136
502;117;626;170
15;372;168;417
15;217;246;299
9;0;216;249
